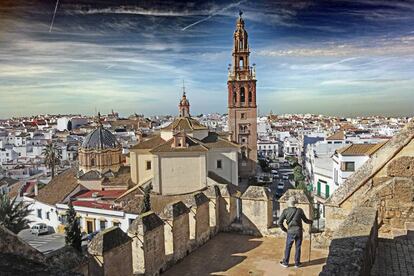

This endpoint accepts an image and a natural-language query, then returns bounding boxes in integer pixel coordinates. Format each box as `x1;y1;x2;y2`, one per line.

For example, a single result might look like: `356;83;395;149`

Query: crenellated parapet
87;184;275;275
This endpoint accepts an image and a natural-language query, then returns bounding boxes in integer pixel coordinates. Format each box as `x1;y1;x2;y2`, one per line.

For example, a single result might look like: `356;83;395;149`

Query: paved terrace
163;233;327;276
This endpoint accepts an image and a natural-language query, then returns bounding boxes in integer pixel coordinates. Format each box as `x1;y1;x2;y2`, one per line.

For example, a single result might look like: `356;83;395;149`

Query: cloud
181;0;246;31
257;35;414;57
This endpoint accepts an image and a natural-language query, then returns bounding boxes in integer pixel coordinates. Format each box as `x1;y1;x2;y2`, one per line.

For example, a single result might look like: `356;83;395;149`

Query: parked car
30;223;49;235
282;174;289;180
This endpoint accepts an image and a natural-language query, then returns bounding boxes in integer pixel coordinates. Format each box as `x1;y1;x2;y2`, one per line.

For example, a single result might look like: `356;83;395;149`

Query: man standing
278;197;313;268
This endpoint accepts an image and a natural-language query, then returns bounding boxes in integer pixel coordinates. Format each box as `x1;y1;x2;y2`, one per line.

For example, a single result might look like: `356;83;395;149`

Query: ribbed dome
82;126;119;150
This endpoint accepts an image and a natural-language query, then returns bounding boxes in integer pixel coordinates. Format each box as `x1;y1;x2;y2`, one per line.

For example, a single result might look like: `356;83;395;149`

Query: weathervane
239;10;243;18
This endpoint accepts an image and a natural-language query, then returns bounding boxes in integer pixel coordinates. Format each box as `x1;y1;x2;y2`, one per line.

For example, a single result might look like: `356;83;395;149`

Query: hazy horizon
1;0;413;118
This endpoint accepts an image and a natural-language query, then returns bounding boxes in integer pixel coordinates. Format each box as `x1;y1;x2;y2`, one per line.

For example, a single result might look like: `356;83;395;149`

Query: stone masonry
128;211;165;275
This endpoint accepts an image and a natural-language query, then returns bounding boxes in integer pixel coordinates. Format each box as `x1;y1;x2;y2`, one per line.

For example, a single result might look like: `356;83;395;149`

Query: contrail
49;0;60;32
182;0;247;31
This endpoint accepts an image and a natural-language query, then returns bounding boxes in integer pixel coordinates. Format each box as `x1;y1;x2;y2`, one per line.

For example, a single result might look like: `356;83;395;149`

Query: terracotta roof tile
161;117;208;131
336;142;387;156
326;131;345;141
35;168;80;205
130;135;165;150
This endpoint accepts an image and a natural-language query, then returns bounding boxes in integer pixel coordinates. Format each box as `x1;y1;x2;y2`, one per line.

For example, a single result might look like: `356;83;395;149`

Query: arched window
239;57;243;68
240;87;245;102
239;40;243;50
91;158;95;166
248;91;252;102
233;91;237;104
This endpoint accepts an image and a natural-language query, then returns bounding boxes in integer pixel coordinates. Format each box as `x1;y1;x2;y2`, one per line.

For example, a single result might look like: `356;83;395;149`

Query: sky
0;0;413;118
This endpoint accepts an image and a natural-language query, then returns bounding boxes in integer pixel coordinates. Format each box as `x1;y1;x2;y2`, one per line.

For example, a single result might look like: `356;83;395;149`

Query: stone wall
186;192;210;251
0;225;45;263
320;207;378;276
128;211;165;275
239;185;273;236
88;227;132;276
160;201;190;264
324;122;414;237
86;184;275;275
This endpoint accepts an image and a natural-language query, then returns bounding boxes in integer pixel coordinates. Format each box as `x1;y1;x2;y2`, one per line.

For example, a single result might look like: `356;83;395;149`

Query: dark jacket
277;207;312;234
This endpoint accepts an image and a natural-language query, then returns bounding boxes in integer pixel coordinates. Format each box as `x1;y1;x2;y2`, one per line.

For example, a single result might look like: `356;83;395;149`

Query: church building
227;12;258;177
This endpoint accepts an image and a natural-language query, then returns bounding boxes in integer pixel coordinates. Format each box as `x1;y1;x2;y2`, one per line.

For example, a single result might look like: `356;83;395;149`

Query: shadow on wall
162;233;262;276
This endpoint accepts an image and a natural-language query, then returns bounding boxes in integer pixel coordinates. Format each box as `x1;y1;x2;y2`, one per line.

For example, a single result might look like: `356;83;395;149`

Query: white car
282;174;289;180
30;223;49;236
277;183;284;190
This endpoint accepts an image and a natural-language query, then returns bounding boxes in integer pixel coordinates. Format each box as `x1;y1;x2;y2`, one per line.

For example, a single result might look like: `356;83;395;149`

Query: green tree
293;165;305;184
64;201;82;252
67;120;72;131
0;194;31;234
42;143;62;178
140;184;152;214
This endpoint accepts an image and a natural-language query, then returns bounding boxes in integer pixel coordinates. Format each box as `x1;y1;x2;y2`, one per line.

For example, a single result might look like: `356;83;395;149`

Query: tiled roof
72;200;113;210
81;126;120;150
150;132;238;154
150;136;208;153
130;135;165;150
336;142;387;156
201;132;239;149
74;190;125;199
326;131;345;141
161;117;208;131
35;168;80;205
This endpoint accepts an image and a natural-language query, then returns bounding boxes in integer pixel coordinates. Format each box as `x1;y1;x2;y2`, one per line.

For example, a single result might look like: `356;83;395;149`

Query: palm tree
0;194;31;234
42;142;62;178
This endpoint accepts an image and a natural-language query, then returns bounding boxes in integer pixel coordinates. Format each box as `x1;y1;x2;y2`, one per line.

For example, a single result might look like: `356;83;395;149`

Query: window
129;218;135;226
240;87;245;102
37;209;42;219
146;161;151;170
100;220;107;230
233;91;237;104
239;57;244;68
216;160;222;169
113;222;120;228
241;113;246;119
341;162;355;172
46;212;50;220
248;91;252;102
91;158;95;166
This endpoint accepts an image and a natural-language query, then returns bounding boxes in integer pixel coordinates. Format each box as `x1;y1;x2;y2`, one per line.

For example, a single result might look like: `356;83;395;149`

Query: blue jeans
282;231;303;265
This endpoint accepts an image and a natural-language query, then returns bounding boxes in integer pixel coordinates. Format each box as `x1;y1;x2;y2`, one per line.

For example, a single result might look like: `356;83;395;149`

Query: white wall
207;149;238;185
157;153;206;195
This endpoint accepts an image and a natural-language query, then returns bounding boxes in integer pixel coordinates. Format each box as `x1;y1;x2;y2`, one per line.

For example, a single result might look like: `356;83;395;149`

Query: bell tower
227;11;257;177
179;82;190;117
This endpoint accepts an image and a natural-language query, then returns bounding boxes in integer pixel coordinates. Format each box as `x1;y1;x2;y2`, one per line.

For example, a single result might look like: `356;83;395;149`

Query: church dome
82;126;119;150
